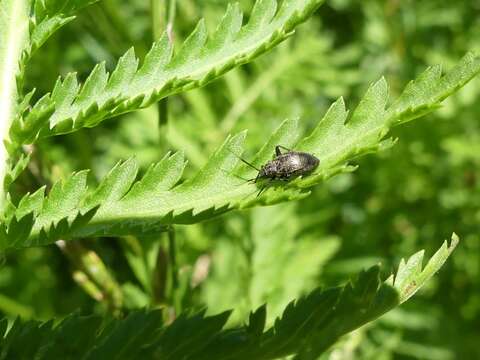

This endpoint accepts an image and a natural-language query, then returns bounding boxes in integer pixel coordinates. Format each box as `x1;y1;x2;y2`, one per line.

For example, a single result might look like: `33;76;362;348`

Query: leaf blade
11;0;327;146
2;54;479;249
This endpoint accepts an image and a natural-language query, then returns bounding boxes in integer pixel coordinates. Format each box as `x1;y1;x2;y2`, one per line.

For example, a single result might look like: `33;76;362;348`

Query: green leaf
389;233;460;303
296;53;480;188
3;152;31;191
24;1;102;70
0;238;457;358
203;203;340;324
34;0;101;21
1;54;479;250
247;305;267;336
0;0;99;208
292;235;459;358
11;0;326;147
0;0;30;208
27;15;76;58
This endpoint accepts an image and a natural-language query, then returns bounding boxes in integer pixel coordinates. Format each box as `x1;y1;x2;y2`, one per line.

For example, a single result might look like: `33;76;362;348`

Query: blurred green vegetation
2;0;480;358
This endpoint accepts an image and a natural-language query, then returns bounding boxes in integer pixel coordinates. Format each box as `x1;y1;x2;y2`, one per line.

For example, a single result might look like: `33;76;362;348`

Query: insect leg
220;168;255;185
256;178;274;197
256;184;267;197
275;145;293;156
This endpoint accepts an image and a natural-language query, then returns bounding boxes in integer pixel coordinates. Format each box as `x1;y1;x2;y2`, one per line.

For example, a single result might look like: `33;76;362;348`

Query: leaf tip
450;232;460;249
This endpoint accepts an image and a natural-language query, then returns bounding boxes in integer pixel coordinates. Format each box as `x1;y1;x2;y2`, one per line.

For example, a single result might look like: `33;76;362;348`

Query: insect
234;145;320;196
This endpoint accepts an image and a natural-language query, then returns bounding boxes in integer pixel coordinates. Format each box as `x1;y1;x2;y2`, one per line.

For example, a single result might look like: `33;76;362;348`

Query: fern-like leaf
0;238;457;358
1;53;478;250
0;0;100;204
289;234;459;358
26;0;101;57
10;0;326;147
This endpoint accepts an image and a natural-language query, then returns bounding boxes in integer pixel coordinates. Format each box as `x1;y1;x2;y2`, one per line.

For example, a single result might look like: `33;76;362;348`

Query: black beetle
235;145;320;196
256;145;319;181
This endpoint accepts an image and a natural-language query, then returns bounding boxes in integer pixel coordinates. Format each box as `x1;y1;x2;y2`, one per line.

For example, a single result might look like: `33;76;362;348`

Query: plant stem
151;0;176;135
57;240;123;314
166;226;181;319
0;0;29;211
167;226;179;291
0;293;34;319
150;0;180;317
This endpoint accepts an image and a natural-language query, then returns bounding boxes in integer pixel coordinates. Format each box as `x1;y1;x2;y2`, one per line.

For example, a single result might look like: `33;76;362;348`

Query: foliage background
1;0;479;358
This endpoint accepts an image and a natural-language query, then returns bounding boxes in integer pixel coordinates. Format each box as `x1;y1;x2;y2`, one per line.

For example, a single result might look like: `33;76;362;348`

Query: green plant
0;236;459;358
0;0;478;357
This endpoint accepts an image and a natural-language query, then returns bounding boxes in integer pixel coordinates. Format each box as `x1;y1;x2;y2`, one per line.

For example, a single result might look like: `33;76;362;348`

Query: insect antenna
219;168;263;201
227;148;260;171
